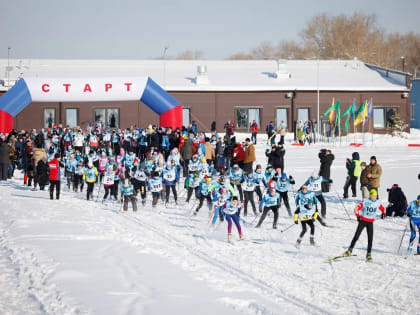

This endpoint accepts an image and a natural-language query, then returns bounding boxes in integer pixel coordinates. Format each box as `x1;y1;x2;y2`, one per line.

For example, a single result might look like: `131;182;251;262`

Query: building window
410;103;415;120
235;108;260;129
276;108;288;128
66;108;78;128
183;108;191;127
44;108;56;128
94;108;119;129
373;108;385;128
297;108;309;122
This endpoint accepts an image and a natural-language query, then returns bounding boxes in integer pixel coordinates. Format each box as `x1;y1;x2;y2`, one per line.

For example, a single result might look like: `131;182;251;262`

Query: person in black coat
0;136;12;181
36;158;49;190
319;149;334;192
386;184;408;217
266;137;286;171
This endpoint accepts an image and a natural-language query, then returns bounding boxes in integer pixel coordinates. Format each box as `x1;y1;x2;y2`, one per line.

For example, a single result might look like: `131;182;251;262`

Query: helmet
154;170;160;178
193;172;200;178
267;164;273;169
166;161;172;169
233;164;239;170
369;189;378;197
247;171;253;177
281;173;287;181
269;187;276;194
192;155;198;161
206;176;212;182
219;186;228;194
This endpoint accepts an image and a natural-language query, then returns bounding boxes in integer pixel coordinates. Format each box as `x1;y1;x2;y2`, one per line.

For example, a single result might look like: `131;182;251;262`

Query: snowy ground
1;131;420;315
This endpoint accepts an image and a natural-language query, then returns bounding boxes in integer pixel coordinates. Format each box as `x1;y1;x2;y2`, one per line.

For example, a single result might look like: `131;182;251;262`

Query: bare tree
175;49;204;60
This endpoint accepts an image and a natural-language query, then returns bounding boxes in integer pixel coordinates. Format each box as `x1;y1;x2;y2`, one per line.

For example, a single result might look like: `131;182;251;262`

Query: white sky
1;0;419;60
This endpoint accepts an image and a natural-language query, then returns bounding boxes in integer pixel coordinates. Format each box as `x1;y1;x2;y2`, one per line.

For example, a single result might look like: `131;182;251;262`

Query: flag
354;100;367;127
343;100;356;132
323;98;340;128
364;98;373;125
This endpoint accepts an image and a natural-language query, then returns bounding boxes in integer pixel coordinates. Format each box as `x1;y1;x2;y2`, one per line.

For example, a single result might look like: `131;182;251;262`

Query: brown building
0;59;411;134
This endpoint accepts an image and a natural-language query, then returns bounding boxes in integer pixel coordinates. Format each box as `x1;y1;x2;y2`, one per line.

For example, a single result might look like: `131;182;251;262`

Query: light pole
163;46;169;88
7;46;11;88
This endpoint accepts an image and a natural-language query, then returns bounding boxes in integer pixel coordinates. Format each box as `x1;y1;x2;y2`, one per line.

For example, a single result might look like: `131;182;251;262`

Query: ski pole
332;184;352;220
397;219;409;254
95;182;102;202
281;223;295;233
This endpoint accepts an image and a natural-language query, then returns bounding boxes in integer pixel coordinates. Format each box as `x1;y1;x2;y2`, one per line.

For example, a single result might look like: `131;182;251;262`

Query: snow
0;59;408;92
1;131;420;314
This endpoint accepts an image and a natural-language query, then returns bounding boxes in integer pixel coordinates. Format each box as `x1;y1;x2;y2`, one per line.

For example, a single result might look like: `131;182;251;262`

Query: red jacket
48;158;61;181
250;122;258;133
233;144;245;162
354;201;385;223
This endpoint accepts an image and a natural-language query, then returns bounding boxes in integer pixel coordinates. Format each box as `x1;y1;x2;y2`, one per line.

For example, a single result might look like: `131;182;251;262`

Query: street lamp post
163;46;169;88
7;46;11;88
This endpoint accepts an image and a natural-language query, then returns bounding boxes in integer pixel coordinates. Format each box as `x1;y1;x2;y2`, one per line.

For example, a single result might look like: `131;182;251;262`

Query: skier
342;189;386;261
48;153;62;200
73;161;84;192
102;165;115;203
83;161;98;200
240;171;258;216
149;170;163;208
221;196;245;242
120;179;137;212
407;195;420;255
229;164;244;202
275;173;295;217
194;176;213;215
294;185;327;248
64;154;77;190
131;162;148;206
256;188;281;229
304;170;331;218
253;164;266;202
162;161;179;206
185;172;201;203
210;186;230;225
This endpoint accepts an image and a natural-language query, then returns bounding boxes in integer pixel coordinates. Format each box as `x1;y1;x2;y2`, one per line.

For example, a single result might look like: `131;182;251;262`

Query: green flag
343;100;356;132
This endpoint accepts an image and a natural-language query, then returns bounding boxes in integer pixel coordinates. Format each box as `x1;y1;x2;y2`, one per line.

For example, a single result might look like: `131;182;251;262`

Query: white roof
0;59;409;92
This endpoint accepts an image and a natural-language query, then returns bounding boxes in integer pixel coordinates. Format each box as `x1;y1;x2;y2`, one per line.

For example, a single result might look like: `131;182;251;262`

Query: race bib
151;182;162;192
103;175;114;185
135;172;147;181
309;182;321;192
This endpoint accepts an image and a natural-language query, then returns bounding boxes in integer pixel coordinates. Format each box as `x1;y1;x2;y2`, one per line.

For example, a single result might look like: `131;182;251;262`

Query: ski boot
273;224;277;229
239;234;245;241
366;252;372;262
417;245;420;255
310;236;316;246
142;199;146;206
295;237;302;249
343;248;353;257
228;234;233;243
287;209;292;217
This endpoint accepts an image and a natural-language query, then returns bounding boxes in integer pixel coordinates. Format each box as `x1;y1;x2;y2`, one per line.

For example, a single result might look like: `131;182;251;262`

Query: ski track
1;134;420;314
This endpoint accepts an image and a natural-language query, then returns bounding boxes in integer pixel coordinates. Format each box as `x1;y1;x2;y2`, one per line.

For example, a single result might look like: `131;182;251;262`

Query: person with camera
318;149;334;193
386;184;407;217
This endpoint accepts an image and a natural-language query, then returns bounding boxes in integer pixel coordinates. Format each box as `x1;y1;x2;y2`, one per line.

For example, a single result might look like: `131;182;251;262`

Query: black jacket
0;142;11;164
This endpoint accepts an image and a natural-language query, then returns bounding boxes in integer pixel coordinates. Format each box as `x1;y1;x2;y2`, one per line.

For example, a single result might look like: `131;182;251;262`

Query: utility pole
7;46;11;88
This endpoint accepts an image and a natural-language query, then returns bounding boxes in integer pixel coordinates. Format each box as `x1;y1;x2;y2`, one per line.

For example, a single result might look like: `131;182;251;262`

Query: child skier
342;189;386;261
162;161;179;206
304;170;331;218
83;161;98;200
73;161;85;192
102;165;115;203
131;162;148;206
185;172;201;203
256;188;281;229
221;196;244;242
120;179;137;212
240;171;258;216
275;173;295;216
149;170;163;208
294;185;327;248
229;164;244;202
406;195;420;255
194;176;213;215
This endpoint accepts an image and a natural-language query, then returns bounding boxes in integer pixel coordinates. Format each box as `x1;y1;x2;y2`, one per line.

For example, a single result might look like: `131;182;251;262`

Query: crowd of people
0;119;419;260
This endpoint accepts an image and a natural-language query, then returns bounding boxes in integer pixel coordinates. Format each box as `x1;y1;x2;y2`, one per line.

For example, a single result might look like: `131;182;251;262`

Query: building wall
8;90;410;133
410;79;420;129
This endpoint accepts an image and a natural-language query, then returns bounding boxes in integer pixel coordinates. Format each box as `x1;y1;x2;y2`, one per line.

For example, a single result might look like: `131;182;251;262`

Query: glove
293;213;298;224
407;213;412;218
120;198;123;204
320;220;328;227
289;175;293;180
329;179;333;183
313;211;319;221
381;213;385;219
357;216;361;222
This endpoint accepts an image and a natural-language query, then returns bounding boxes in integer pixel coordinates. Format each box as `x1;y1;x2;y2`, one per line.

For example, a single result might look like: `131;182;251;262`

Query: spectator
359;162;369;198
180;137;194;177
224;121;234;137
366;156;382;196
204;137;215;165
343;152;361;198
250;120;258;144
0;135;12;181
266;121;276;144
243;138;256;172
232;142;245;169
386;184;408;217
318;149;334;192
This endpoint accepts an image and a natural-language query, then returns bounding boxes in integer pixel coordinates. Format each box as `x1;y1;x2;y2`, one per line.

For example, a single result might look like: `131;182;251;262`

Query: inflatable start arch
0;77;183;133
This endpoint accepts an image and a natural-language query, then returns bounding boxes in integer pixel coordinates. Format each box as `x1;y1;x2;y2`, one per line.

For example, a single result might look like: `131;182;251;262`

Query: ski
239;239;264;245
328;254;357;261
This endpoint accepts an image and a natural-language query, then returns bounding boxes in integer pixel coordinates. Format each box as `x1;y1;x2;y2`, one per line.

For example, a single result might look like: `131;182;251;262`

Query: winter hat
54;153;60;159
361;162;366;167
245;138;251;142
281;173;287;181
369;189;378;197
370;156;377;161
312;170;318;179
417;195;420;201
